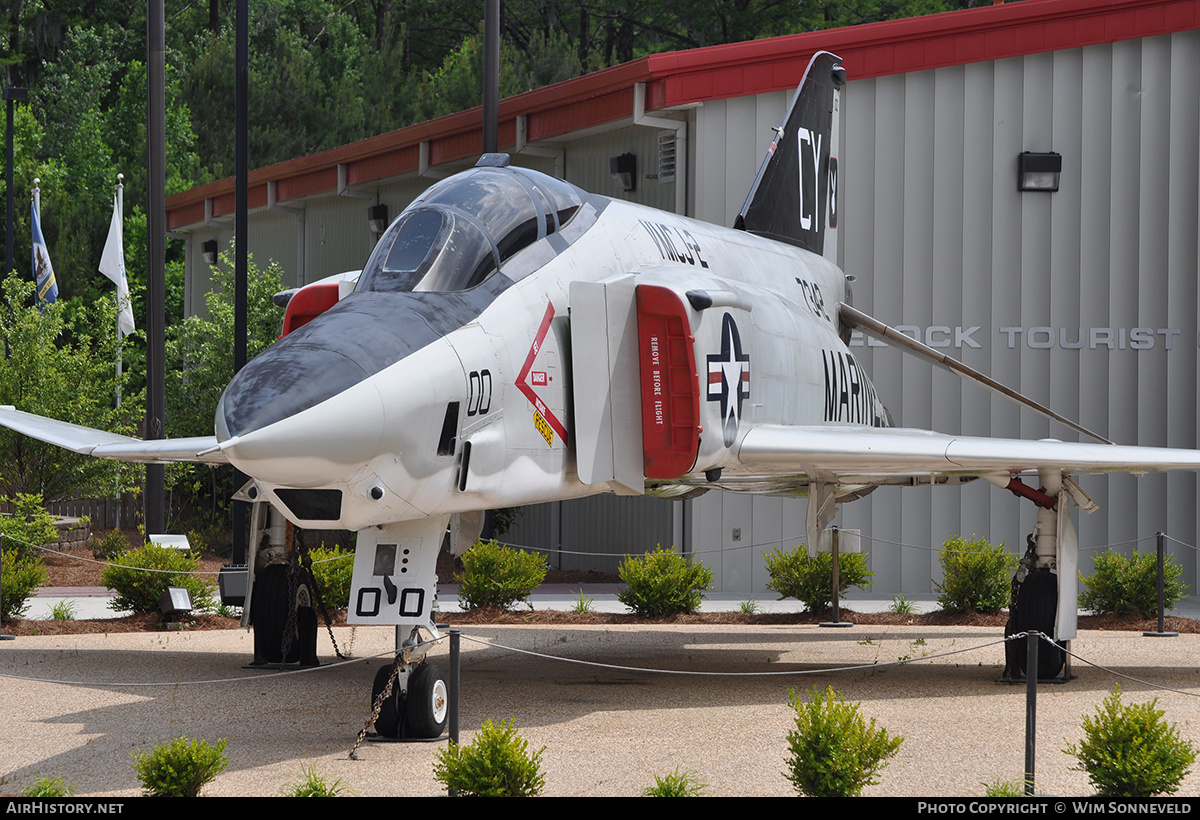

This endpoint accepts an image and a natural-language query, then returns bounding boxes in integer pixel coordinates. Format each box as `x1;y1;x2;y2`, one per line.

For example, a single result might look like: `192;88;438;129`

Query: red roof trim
167;0;1198;228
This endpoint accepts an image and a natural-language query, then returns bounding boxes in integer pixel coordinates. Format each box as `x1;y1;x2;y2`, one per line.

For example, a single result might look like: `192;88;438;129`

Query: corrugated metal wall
692;31;1200;594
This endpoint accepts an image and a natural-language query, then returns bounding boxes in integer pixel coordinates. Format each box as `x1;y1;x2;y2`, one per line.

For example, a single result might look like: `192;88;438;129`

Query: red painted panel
280;282;340;337
636;285;700;479
276;168;338;202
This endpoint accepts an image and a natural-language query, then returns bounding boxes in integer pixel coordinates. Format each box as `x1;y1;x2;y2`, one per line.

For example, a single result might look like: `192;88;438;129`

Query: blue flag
31;201;58;306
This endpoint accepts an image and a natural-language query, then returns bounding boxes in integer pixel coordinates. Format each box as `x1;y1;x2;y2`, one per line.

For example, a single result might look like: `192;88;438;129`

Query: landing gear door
348;516;448;629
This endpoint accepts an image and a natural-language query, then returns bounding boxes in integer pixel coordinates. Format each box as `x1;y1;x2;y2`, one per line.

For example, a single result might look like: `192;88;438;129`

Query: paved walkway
20;583;1200;620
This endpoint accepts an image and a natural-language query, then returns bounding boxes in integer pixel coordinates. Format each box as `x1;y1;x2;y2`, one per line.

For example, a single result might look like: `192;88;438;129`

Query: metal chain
280;551;300;664
296;537;344;659
349;654;402;760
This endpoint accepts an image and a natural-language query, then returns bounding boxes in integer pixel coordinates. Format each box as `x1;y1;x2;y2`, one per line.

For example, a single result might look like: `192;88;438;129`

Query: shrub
22;777;76;797
282;764;349;797
132;737;228;797
889;594;917;614
1;547;47;621
763;546;872;613
184;521;231;558
642;768;707;796
784;686;903;797
89;528;129;561
433;718;545;797
617;546;713;617
0;493;61;559
1080;550;1187;618
1065;685;1196;797
455;539;547;611
101;542;217;615
308;543;354;609
982;778;1030;797
935;534;1017;614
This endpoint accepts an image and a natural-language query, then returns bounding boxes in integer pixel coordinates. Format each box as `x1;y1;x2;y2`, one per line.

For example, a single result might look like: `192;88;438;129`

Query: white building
167;0;1200;594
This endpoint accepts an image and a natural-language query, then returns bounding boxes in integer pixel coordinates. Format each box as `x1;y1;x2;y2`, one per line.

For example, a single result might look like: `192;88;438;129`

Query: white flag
99;194;135;336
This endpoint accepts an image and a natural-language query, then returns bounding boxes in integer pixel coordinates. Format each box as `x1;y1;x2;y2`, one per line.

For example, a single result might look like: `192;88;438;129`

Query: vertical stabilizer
735;51;844;261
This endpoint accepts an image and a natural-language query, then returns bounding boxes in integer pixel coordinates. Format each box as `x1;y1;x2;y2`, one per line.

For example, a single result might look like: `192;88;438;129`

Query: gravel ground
3;623;1200;797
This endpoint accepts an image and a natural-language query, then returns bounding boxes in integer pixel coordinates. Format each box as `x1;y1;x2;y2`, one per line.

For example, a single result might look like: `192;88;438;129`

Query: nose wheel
370;661;448;740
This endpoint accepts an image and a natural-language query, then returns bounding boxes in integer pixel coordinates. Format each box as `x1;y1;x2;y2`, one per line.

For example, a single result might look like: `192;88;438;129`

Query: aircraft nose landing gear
367;627;448;740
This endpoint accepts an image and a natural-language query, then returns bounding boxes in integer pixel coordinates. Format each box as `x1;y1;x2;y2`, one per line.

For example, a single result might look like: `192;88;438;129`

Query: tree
0;273;141;502
164;249;283;522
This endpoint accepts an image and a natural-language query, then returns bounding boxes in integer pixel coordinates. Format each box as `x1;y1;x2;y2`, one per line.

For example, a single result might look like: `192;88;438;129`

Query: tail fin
734;51;844;261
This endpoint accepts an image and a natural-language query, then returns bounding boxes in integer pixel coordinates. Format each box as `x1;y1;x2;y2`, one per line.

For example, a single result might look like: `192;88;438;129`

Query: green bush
982;778;1029;797
784;686;903;797
935;534;1017;615
0;493;61;559
1;547;47;621
184;521;231;558
21;776;76;797
455;539;547;611
763;546;872;613
617;546;713;617
89;528;129;561
308;544;354;609
132;737;228;797
1080;550;1187;618
101;542;217;615
433;718;545;797
642;768;707;796
282;764;349;797
1065;686;1196;797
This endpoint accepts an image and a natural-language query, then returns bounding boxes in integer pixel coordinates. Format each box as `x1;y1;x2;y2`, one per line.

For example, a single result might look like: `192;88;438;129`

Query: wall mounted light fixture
1018;151;1062;192
610;153;637;192
368;203;389;235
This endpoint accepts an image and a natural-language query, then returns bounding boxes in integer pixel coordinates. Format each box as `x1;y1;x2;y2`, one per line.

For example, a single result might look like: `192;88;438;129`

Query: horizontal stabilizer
840;303;1111;445
0;407;227;464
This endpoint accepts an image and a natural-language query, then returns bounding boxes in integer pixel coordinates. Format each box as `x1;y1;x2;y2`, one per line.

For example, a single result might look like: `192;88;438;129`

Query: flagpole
32;178;38;221
115;174;123;409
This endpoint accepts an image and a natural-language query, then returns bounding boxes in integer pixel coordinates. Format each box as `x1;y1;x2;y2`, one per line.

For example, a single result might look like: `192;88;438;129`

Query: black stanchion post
1024;631;1038;795
820;527;853;628
0;533;11;640
1145;531;1178;638
449;628;460;797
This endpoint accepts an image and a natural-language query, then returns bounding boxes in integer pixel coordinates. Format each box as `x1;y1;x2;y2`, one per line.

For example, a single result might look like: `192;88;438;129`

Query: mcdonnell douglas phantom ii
5;51;1200;738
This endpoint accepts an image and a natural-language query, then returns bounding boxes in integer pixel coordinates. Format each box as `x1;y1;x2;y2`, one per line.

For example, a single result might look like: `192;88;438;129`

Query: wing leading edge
738;425;1200;480
0;407;227;465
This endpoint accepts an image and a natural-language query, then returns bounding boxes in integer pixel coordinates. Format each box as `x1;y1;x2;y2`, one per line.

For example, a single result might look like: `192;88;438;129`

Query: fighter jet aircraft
5;51;1200;738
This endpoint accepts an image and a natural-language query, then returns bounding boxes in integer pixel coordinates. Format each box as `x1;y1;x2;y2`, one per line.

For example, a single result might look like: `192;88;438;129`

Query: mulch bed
7;543;1194;636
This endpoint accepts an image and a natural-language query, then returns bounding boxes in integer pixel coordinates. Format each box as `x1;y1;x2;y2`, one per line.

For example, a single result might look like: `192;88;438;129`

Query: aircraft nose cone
216;342;372;440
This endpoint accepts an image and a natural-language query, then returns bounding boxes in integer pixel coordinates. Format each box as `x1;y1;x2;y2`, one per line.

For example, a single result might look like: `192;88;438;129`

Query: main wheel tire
404;664;448;739
251;564;289;664
1008;569;1064;679
371;664;403;738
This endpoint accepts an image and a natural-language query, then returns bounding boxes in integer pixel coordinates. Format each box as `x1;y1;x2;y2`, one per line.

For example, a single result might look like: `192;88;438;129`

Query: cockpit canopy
356;159;582;294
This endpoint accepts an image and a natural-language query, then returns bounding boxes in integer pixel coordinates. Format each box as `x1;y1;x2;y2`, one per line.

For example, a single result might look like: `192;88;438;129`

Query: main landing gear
369;626;448;740
992;468;1091;683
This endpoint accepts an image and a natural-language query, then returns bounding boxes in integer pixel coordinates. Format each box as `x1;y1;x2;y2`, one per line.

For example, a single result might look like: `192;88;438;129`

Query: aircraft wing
738;425;1200;480
0;406;228;465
